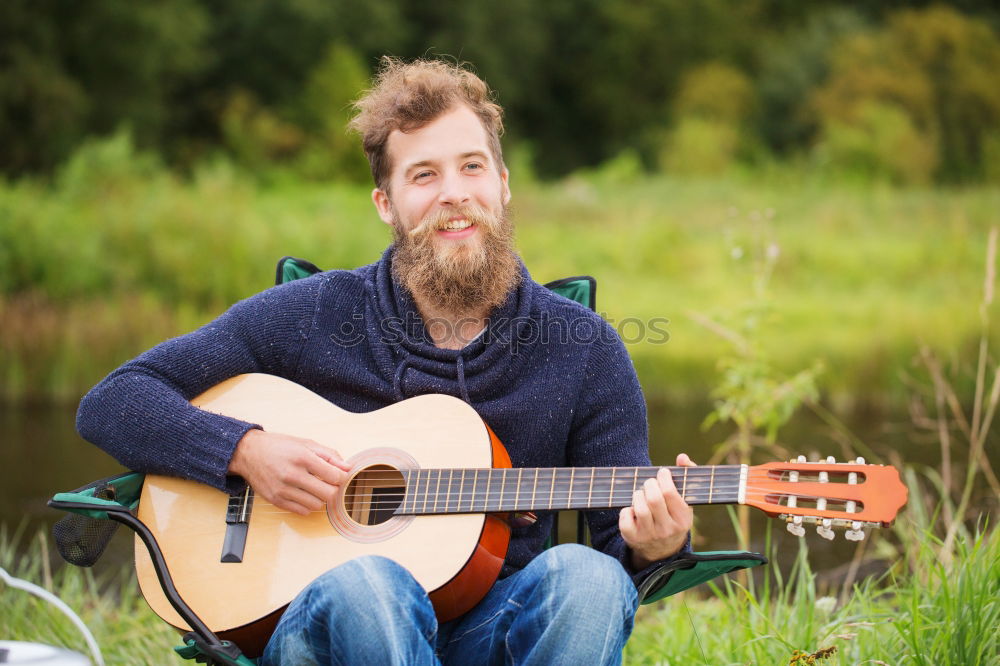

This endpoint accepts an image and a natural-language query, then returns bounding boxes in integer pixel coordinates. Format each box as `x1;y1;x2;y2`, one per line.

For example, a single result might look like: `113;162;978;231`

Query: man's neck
410;292;489;350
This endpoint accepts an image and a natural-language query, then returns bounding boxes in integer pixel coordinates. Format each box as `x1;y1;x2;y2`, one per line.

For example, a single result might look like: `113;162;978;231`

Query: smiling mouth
438;218;475;233
439;218;473;232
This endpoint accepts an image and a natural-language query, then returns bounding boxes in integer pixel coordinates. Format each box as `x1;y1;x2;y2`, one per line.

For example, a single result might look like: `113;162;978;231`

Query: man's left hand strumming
620;453;697;570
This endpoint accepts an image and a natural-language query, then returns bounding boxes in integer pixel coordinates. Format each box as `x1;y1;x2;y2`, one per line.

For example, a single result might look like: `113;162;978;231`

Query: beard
391;203;522;317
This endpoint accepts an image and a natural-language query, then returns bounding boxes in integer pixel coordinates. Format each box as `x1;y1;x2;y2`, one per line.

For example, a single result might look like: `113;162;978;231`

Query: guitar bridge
221;486;254;563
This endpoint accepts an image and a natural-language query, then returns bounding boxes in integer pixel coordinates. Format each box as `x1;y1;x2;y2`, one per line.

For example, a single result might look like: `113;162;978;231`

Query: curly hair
349;57;505;191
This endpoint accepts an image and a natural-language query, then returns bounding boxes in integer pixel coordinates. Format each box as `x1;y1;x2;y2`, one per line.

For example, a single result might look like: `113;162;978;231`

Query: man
77;58;694;665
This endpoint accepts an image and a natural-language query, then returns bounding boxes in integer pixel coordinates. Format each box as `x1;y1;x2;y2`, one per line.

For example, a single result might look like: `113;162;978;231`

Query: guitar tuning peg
797;455;807;463
826;455;836;464
817;518;835;540
787;515;805;537
845;528;865;541
787;521;805;537
855;456;865;464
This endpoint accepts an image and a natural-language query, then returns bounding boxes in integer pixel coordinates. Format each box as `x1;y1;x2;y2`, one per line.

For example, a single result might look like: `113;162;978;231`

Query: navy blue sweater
77;248;688;581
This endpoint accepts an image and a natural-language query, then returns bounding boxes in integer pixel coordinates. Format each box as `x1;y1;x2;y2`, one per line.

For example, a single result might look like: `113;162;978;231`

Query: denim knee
304;555;427;614
533;544;638;615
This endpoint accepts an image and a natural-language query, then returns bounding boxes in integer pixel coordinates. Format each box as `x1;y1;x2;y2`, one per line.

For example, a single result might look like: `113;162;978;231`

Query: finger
279;486;326;514
644;475;670;526
632;489;654;532
658;468;693;527
310;444;353;471
619;506;637;542
304;452;350;487
296;473;340;505
268;490;316;516
676;453;697;467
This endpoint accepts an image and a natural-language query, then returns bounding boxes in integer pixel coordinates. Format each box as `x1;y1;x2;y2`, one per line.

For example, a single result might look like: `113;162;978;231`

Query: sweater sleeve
567;319;692;584
76;277;323;491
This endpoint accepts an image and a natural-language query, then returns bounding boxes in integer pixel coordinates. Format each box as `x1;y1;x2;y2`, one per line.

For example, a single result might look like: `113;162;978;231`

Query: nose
437;170;471;207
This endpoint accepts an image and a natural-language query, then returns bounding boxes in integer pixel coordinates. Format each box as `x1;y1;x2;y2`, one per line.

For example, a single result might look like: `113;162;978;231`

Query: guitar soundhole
344;465;405;526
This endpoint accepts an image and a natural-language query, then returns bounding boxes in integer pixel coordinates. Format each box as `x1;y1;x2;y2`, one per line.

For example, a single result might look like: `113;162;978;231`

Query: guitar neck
395;465;746;515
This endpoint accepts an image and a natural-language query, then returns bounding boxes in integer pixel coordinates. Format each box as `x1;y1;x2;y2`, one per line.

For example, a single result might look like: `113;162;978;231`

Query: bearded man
77;58;695;665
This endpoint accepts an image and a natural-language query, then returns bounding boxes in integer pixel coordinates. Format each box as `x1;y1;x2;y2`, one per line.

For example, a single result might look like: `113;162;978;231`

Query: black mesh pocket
52;484;121;567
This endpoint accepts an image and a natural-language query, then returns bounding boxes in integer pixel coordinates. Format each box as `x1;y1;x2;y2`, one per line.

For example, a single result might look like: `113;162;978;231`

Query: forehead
386;105;493;176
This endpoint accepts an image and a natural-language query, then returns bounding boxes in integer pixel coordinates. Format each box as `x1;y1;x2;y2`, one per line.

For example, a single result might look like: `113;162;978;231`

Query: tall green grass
0;526;176;664
623;526;998;664
1;133;998;403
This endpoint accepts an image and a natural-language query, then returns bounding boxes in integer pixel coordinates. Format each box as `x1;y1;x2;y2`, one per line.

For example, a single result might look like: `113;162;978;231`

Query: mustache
406;205;497;238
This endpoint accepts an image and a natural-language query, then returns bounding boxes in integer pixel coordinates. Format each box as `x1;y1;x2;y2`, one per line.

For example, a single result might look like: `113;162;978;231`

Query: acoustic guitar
135;373;908;655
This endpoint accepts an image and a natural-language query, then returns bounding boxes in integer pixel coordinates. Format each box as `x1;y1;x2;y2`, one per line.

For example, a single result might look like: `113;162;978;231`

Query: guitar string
333;491;852;510
254;491;864;517
246;488;860;514
334;475;824;499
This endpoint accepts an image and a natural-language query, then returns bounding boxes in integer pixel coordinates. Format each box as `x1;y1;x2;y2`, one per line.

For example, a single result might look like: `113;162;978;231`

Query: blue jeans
261;543;639;665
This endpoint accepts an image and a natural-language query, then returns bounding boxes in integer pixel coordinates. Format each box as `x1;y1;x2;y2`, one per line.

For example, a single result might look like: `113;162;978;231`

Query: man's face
373;104;511;248
372;104;520;315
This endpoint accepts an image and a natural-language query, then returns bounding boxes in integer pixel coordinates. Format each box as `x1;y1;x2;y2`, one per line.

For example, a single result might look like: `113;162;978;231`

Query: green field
2;136;996;405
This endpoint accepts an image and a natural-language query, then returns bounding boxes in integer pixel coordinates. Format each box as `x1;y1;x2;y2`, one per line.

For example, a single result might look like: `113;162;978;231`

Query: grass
2;518;995;664
623;526;999;665
1;133;998;403
0;526;176;664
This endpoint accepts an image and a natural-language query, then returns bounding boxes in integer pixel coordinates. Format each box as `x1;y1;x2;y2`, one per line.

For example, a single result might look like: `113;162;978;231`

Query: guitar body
135;374;511;656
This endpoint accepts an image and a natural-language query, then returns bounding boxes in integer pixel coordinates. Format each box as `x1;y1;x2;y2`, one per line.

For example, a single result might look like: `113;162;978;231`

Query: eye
413;170;434;182
463;162;484;172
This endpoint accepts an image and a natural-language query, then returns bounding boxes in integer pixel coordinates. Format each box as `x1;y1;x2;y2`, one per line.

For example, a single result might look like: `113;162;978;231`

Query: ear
500;168;511;206
372;188;394;226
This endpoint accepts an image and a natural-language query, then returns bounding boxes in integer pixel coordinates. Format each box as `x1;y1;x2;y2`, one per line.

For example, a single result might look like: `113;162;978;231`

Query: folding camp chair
48;257;766;665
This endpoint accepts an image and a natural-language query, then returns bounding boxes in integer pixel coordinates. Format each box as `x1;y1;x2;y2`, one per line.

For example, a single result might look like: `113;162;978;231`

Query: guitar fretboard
394;465;744;515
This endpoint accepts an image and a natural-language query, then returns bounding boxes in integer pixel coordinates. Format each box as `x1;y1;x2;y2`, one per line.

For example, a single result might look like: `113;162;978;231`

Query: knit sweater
77;247;689;582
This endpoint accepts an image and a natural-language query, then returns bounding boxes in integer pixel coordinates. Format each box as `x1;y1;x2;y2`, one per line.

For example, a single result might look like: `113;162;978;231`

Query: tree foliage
1;1;999;182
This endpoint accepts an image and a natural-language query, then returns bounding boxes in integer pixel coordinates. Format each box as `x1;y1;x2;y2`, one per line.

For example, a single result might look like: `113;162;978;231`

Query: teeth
441;220;472;231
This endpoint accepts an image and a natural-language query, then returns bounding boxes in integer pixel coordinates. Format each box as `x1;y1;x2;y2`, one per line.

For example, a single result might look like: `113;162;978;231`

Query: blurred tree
4;0;1000;181
0;0;209;172
0;1;88;172
294;43;371;182
754;8;868;156
661;62;754;175
812;6;1000;182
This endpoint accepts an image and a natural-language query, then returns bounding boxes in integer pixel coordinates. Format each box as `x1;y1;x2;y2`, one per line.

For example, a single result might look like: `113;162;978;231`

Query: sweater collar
366;246;537;402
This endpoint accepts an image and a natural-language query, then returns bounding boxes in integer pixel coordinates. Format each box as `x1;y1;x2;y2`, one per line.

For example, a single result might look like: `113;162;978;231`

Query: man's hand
229;429;352;515
619;453;697;570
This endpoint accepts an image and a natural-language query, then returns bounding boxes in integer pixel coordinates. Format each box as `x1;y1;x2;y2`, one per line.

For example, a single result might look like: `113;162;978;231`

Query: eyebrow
402;151;491;175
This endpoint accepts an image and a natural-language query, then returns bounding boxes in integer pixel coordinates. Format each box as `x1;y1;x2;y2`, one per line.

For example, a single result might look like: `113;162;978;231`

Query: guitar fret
515;468;523;510
548;469;555;510
531;469;539;509
459;469;466;512
500;469;507;511
587;468;594;507
471;469;479;512
682;467;689;501
608;468;615;507
445;469;453;512
484;470;492;512
709;466;715;504
569;467;576;510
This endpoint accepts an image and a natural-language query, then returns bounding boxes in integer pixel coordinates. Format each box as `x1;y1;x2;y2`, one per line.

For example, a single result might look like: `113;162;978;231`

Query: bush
811;6;1000;182
815;100;937;184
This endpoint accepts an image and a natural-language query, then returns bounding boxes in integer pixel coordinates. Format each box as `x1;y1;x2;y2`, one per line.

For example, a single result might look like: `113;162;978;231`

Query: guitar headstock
745;456;908;541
